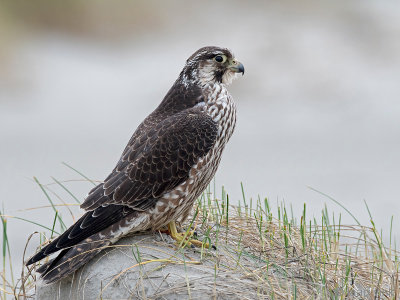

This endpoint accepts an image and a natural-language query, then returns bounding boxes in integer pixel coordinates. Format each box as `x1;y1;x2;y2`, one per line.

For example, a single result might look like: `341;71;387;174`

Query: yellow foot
166;221;210;249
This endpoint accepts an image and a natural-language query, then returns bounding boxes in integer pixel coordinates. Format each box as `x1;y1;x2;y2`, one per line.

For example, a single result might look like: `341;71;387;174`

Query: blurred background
1;0;399;280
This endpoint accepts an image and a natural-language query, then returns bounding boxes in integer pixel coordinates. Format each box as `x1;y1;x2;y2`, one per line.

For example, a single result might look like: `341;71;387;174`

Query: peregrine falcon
26;46;244;284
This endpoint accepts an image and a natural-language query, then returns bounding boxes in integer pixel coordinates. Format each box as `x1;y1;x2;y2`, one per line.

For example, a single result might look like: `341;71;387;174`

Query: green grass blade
51;176;81;204
6;216;60;235
308;186;360;226
62;161;96;186
34;177;66;231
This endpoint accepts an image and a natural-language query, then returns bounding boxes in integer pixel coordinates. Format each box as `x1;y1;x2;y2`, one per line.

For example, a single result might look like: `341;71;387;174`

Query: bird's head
180;46;244;86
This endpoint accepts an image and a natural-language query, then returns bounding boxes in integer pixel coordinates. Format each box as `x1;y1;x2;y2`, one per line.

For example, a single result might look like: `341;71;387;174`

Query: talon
166;221;210;249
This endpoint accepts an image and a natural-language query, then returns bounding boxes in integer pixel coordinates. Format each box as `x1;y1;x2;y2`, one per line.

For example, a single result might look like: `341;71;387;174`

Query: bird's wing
81;108;218;211
26;109;217;267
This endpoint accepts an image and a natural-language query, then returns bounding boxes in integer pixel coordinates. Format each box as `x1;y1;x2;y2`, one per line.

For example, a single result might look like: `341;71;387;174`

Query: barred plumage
26;46;244;284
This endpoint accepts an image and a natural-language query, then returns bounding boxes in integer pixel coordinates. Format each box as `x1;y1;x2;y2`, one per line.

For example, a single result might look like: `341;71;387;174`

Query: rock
34;232;243;300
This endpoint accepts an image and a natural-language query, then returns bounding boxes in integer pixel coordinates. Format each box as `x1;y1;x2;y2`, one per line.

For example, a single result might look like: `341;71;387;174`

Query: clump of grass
97;187;399;299
1;166;399;299
191;192;399;299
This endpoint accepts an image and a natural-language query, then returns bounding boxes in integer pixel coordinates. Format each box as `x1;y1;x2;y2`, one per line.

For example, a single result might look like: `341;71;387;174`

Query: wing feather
81;108;217;211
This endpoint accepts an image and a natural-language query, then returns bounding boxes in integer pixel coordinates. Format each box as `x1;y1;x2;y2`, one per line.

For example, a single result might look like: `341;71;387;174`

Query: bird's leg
166;221;209;248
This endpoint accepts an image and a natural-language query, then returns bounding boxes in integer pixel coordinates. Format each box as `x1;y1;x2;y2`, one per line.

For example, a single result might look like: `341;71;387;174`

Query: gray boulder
34;232;250;300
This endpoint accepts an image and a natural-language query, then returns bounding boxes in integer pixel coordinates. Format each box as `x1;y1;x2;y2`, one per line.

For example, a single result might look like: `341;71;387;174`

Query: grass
0;167;399;299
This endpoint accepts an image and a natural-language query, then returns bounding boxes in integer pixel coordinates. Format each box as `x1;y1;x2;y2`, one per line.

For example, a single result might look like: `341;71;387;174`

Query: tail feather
27;210;149;284
36;249;69;274
39;234;111;284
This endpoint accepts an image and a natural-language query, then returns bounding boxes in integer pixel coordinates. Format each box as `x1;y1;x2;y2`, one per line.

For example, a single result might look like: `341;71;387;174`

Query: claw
167;221;210;249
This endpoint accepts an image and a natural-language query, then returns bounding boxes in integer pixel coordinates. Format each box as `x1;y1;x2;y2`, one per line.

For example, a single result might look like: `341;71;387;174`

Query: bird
26;46;244;284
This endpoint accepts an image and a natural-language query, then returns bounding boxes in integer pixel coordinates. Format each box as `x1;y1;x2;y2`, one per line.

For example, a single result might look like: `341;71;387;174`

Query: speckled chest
150;84;236;228
196;83;237;189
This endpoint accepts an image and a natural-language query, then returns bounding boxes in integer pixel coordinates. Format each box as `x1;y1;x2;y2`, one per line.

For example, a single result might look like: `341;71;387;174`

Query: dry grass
161;188;399;299
2;178;400;299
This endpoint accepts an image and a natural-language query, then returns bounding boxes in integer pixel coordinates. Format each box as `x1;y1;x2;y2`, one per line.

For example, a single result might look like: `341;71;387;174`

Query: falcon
26;46;244;284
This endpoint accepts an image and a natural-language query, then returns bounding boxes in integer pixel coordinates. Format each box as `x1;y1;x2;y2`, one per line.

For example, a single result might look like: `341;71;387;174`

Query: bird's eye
214;55;225;63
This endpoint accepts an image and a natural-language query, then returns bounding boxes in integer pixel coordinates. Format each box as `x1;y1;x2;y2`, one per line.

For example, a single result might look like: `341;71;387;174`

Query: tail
36;234;111;284
26;204;141;284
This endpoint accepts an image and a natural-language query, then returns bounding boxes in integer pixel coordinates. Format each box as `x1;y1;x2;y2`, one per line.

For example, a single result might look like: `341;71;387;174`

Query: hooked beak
228;59;245;75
